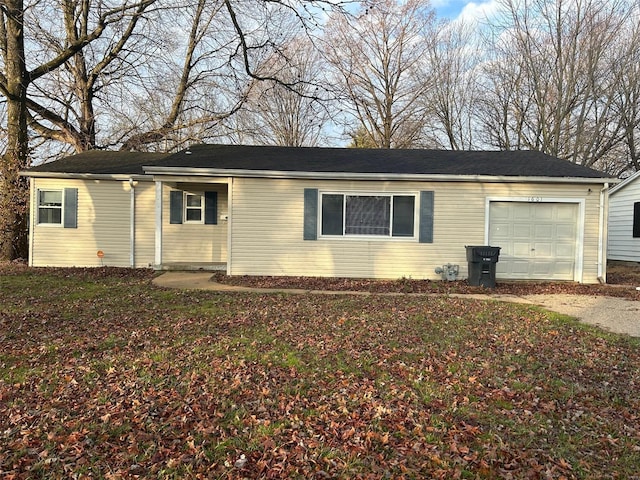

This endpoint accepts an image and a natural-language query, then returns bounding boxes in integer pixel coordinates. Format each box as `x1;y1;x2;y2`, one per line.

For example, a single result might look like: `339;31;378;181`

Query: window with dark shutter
37;188;78;228
633;202;640;238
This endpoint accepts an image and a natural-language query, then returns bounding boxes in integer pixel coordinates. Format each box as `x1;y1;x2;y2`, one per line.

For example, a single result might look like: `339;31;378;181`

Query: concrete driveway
153;272;640;338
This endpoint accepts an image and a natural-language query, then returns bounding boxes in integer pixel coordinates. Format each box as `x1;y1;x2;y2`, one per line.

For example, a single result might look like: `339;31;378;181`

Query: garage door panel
554;261;574;275
532;262;553;275
491;204;512;219
513;224;533;238
513;203;532;218
556;206;576;220
556;224;575;239
503;260;531;275
534;224;553;239
489;201;578;281
556;243;574;257
533;242;552;257
513;242;531;256
491;223;511;238
534;204;554;220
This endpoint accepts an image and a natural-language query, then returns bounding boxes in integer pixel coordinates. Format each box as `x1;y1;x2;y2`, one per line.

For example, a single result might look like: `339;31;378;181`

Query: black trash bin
466;246;501;288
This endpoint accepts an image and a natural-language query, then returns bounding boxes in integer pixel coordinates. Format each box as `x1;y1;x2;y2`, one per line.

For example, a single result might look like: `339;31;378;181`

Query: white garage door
489;202;579;280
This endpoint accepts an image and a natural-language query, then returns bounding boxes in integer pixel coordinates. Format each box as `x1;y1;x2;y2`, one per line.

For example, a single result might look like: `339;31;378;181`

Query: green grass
1;265;639;479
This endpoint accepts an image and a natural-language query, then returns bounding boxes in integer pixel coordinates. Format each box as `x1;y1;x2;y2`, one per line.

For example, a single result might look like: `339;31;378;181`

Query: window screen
345;195;390;235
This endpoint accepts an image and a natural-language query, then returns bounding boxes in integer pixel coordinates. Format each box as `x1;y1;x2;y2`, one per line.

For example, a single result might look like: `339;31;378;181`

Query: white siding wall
30;178;156;267
230;178;604;283
608;178;640;262
162;183;228;263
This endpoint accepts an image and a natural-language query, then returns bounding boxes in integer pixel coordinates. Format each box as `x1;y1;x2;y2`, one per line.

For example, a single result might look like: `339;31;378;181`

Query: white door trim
484;197;585;283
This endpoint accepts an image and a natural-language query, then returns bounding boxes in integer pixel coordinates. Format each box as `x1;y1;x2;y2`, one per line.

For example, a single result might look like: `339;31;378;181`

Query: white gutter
129;178;136;268
597;183;609;283
19;172;153;181
20;168;620;186
144;166;619;185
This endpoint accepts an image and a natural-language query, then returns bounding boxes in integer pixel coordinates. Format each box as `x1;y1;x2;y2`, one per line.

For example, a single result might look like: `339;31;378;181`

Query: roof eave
20;171;153;181
609;170;640;195
144;166;618;184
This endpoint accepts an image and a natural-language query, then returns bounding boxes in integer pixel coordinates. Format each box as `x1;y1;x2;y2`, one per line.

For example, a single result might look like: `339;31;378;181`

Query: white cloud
455;1;504;25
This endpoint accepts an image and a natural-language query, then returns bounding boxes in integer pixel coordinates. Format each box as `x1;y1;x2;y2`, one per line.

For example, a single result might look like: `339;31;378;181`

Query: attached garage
489;200;582;281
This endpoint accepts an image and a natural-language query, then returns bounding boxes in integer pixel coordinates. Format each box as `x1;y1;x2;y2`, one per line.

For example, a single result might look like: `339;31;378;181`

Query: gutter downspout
28;178;34;267
597;183;608;284
226;177;233;275
129;178;136;268
154;181;163;269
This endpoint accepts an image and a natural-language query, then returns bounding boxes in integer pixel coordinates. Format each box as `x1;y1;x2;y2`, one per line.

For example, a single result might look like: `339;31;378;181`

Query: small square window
38;190;63;225
185;193;203;223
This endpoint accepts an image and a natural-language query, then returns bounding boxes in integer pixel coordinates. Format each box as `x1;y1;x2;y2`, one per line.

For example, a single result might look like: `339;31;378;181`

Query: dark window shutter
170;190;183;224
63;188;78;228
303;188;318;240
419;191;434;243
204;191;218;225
633;202;640;238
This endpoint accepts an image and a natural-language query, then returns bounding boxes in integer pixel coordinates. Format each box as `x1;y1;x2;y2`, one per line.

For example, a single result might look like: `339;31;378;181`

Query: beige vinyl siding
30;178;138;267
608;179;640;262
162;183;228;263
582;190;605;282
133;181;156;267
230;178;603;283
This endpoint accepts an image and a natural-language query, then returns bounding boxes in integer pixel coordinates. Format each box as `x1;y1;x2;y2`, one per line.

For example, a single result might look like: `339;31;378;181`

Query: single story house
22;144;618;283
608;170;640;263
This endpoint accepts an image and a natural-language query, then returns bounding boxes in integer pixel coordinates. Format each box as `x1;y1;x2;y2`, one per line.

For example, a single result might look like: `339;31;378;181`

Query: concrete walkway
153;272;640;338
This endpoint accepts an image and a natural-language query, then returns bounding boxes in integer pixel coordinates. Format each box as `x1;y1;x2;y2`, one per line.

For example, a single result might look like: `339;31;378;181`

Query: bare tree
24;0;158;153
117;0;249;151
421;19;480;149
0;0;157;260
479;0;634;172
613;10;640;174
227;37;331;147
323;0;437;148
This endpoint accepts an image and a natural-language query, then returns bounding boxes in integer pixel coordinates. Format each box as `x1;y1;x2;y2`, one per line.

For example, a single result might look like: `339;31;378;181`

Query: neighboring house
22;144;618;283
608;170;640;263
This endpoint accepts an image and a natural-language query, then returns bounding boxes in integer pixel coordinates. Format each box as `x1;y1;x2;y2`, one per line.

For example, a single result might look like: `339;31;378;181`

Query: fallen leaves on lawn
1;266;639;479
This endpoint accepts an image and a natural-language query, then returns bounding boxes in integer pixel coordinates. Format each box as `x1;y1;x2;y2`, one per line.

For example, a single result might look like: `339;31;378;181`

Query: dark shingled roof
26;144;610;179
27;150;169;175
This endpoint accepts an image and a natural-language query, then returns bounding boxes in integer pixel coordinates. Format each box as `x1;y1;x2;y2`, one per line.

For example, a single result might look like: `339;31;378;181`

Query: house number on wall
528;196;542;202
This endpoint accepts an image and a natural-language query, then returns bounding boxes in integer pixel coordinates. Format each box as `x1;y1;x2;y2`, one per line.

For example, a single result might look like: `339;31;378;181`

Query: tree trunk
0;0;30;261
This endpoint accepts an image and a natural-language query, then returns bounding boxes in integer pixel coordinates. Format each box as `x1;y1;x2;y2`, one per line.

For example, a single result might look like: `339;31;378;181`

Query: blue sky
431;0;501;22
